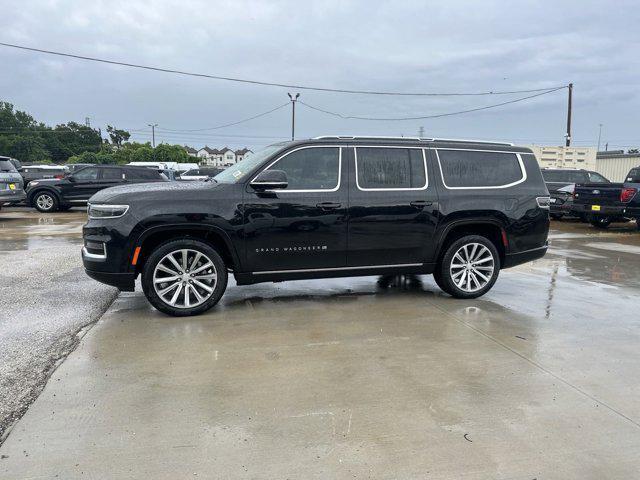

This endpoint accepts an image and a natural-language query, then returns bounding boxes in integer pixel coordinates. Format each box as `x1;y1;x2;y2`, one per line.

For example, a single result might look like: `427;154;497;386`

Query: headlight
88;204;129;219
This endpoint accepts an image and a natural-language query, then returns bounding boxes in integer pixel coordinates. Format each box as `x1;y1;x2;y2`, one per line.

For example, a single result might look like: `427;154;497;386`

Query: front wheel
590;216;611;229
436;235;500;299
141;239;228;316
33;191;59;212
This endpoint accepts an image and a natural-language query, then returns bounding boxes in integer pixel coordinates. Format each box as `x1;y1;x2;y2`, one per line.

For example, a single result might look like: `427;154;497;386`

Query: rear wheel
590;216;611;229
436;235;500;299
33;191;59;212
141;238;228;316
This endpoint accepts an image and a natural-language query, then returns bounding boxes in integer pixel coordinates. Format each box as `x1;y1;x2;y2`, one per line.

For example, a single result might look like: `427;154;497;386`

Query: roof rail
313;135;432;141
431;137;514;146
312;135;513;146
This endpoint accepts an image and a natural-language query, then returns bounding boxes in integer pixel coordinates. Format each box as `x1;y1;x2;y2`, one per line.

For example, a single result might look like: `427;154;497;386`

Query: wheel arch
28;186;61;206
435;218;507;266
131;224;241;274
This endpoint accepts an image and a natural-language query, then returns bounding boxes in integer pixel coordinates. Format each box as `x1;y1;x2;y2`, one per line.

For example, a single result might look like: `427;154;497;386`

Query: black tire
590;216;611;229
141;238;228;317
432;268;446;292
436;235;500;299
550;213;563;220
33;191;59;212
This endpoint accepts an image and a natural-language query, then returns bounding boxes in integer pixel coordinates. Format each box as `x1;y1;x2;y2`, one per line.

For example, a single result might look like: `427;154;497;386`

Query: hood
89;180;219;204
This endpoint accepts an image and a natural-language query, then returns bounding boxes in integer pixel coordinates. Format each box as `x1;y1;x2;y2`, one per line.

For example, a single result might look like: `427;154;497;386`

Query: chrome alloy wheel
152;249;217;309
449;242;495;293
36;194;54;211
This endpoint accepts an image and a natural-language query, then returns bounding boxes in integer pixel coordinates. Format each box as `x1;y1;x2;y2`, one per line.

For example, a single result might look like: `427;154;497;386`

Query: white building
528;145;597;170
194;146;252;167
596;151;640;182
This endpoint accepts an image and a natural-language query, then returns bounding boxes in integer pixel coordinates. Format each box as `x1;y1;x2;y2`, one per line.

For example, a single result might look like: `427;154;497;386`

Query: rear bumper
84;269;136;291
502;244;548;269
0;191;26;204
573;203;640;217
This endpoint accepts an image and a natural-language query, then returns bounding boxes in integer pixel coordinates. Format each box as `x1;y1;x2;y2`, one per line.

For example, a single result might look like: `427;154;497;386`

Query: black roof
280;136;531;153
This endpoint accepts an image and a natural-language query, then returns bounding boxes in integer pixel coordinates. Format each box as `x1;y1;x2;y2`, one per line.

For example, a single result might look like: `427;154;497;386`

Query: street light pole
287;93;300;141
148;123;158;147
565;83;573;147
597;123;603;152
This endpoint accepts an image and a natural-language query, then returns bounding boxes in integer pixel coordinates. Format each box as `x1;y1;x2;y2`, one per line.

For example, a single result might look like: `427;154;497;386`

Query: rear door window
588;172;609;183
73;167;99;181
437;150;524;188
101;168;124;180
355;147;427;190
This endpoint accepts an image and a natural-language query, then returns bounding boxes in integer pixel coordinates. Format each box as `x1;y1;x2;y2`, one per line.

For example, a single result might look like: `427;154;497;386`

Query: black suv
82;137;550;316
540;168;610;219
26;164;168;212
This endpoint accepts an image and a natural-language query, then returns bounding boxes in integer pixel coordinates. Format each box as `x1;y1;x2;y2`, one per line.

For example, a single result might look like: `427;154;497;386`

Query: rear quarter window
436;150;524;188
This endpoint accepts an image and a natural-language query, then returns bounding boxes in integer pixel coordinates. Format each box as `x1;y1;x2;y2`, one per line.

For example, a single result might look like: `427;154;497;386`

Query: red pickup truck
573;167;640;229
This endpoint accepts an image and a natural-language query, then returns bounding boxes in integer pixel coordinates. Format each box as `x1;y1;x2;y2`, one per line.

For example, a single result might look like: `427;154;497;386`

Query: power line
157;103;290;132
298;87;566;121
0;42;567;97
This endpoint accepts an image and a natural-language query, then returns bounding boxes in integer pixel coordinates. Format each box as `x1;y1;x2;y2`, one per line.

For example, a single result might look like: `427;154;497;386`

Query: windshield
213;143;289;183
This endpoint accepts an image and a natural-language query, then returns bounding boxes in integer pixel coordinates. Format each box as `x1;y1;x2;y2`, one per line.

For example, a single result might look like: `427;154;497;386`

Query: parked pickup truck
573;167;640;229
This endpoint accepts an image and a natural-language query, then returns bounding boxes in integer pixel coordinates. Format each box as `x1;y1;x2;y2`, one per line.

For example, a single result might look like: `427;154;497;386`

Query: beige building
528;145;597;170
596;151;640;182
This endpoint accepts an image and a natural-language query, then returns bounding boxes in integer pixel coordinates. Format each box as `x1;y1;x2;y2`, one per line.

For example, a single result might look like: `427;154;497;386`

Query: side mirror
250;170;288;190
67;175;76;183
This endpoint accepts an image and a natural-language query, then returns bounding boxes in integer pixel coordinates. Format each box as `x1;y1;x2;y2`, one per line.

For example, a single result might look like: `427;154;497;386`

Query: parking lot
1;207;640;479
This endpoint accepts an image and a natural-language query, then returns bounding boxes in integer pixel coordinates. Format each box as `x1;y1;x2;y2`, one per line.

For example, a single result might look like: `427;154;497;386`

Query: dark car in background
177;167;224;181
20;165;69;187
0;157;26;209
26;164;168;212
541;168;610;219
66;163;95;173
82;136;550;316
573;166;640;229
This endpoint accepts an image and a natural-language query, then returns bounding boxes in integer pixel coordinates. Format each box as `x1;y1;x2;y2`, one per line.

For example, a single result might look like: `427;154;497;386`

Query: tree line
0;101;191;165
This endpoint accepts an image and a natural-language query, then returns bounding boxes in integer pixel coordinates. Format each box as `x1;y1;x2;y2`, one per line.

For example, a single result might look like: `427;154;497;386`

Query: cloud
1;0;639;149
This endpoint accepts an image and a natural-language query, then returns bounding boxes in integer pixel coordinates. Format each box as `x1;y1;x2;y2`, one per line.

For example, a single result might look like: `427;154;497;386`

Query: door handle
410;200;433;209
316;202;342;210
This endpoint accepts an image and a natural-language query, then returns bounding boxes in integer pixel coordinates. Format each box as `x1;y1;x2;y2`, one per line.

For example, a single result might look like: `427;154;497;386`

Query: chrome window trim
354;146;429;192
253;145;342;193
253;263;422;275
434;148;527;190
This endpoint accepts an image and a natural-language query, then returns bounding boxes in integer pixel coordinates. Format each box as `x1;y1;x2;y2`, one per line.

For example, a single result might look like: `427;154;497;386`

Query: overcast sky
1;0;639;151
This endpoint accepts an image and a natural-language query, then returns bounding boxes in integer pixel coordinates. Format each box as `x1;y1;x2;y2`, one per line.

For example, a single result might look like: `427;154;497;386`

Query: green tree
106;125;131;146
153;143;191;163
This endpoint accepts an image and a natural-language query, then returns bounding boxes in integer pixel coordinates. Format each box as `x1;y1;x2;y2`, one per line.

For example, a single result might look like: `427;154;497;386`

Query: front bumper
84;268;136;291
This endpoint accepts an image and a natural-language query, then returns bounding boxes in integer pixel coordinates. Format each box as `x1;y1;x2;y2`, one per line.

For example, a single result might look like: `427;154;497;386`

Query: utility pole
287;93;300;141
85;117;91;128
418;126;425;138
565;83;573;147
148;123;158;147
597;123;603;152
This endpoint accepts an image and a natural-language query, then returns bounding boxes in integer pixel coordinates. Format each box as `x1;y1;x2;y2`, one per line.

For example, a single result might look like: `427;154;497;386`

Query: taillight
54;174;64;179
620;187;637;203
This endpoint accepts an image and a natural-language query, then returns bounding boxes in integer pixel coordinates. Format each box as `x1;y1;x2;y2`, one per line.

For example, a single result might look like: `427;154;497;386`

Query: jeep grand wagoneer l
82;136;550;316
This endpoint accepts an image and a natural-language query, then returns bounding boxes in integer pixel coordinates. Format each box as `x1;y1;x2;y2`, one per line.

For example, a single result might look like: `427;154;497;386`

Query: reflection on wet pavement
2;211;640;479
0;207;85;251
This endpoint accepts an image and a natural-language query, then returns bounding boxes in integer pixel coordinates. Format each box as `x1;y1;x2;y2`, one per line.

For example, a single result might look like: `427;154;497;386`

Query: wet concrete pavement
1;216;640;479
0;207;117;441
